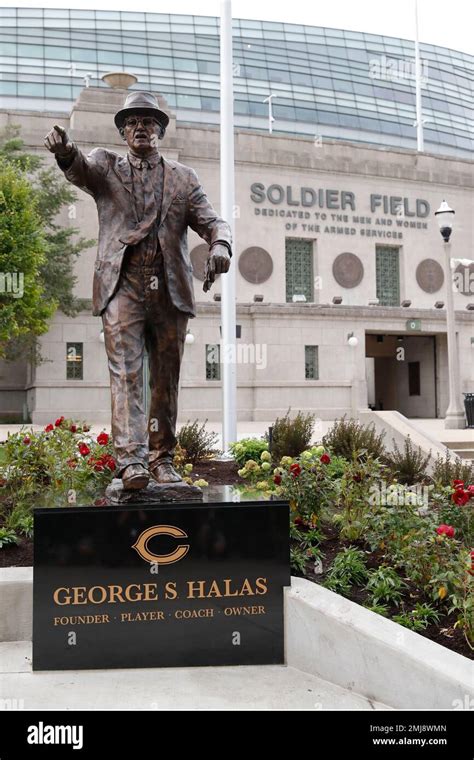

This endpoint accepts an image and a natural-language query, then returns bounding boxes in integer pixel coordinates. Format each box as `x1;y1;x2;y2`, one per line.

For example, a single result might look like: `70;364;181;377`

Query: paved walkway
410;418;474;444
0;641;390;710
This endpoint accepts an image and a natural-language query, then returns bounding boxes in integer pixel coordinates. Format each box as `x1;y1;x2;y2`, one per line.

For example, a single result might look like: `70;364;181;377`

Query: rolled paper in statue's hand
203;257;214;292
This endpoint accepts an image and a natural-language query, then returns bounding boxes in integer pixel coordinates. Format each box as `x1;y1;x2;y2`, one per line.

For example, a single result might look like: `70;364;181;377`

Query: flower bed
0;417;206;549
1;421;472;659
234;441;473;659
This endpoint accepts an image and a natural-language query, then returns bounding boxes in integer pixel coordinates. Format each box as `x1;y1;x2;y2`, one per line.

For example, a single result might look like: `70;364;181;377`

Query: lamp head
434;200;455;242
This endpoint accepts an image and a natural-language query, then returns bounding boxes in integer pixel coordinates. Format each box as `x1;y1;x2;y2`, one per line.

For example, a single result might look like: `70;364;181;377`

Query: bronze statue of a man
44;91;232;491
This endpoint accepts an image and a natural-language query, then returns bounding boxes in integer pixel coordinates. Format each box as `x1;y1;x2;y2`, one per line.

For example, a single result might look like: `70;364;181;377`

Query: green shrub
229;438;268;466
365;566;407;606
324;546;369;587
265;408;316;461
393;603;441;632
322;417;386;461
431;451;474;487
177;419;220;464
290;546;308;575
0;527;19;548
364;603;389;617
384;436;431;484
331;454;386;541
5;508;34;539
323;575;352;596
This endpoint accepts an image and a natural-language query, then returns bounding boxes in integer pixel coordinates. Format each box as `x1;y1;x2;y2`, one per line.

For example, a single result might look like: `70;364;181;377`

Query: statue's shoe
121;463;150;491
150;461;182;483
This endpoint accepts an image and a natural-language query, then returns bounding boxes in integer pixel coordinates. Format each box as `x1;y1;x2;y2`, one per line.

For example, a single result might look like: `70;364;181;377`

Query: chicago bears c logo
132;525;190;565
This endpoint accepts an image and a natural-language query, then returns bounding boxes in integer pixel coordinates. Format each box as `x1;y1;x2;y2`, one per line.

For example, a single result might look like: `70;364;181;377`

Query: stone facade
1;86;473;423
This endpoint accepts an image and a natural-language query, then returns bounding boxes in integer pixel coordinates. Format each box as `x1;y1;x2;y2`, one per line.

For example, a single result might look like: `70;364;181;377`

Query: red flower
0;478;7;487
97;432;109;446
290;463;301;477
453;480;464;488
94;497;107;507
82;425;90;432
66;458;77;469
467;485;474;497
470;550;474;576
452;489;470;506
353;472;362;482
78;443;90;457
436;524;455;538
44;424;54;432
23;436;31;445
70;425;77;433
98;454;116;471
54;416;64;427
273;474;282;485
294;516;306;527
320;453;331;465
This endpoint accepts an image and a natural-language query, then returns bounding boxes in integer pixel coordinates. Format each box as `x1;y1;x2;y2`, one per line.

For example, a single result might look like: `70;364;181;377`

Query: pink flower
436;524;455;538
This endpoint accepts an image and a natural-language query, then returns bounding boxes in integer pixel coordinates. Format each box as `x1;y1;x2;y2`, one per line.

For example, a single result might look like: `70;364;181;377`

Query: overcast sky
5;0;473;55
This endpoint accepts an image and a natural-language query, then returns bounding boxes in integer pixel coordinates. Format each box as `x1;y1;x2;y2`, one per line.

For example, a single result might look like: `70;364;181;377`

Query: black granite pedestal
33;486;290;671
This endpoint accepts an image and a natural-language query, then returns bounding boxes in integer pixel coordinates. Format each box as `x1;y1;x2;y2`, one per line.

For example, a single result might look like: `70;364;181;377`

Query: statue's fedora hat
114;91;170;129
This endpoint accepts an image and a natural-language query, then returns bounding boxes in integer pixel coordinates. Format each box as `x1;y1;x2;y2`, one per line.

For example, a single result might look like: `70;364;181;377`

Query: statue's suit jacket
56;146;232;317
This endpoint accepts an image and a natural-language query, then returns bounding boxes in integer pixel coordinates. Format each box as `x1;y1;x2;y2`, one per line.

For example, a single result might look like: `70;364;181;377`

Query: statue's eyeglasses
124;116;158;129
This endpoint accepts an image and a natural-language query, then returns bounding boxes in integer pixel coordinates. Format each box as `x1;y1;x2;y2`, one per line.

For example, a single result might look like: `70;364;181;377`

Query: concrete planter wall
286;577;474;710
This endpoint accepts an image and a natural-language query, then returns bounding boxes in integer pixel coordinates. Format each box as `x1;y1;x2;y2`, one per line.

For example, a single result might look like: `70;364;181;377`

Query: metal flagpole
219;0;237;454
414;0;424;152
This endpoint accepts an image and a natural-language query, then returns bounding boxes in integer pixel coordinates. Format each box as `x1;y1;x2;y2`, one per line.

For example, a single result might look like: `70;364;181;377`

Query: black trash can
463;393;474;428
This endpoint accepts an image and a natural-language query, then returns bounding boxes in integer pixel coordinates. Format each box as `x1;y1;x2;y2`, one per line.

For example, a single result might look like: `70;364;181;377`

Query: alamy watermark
0;271;24;298
207;341;267;370
368;482;430;508
369;55;429;85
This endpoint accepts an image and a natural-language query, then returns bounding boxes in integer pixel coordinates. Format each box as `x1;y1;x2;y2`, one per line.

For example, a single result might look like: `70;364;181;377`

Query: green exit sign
406;319;422;331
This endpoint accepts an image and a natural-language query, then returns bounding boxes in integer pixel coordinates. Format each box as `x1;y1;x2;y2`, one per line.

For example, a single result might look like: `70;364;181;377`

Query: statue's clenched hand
203;245;231;292
44;124;73;157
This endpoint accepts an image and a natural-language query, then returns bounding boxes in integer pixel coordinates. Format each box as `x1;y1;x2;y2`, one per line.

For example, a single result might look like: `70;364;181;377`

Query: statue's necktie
121;158;158;247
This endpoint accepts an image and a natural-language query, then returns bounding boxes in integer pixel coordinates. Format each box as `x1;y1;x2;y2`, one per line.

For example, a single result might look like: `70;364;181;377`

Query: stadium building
0;8;473;423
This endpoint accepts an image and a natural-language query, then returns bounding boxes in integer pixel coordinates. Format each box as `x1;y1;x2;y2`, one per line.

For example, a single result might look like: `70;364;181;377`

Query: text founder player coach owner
44;91;232;491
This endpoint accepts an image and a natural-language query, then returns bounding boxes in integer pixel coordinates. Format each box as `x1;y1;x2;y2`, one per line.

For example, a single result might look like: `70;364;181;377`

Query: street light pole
435;201;465;429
